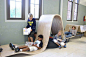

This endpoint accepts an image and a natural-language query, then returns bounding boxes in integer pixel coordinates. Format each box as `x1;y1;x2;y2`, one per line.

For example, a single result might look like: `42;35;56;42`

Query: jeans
65;32;72;38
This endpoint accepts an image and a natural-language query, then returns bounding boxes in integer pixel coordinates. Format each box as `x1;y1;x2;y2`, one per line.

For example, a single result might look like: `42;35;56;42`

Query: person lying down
9;35;43;52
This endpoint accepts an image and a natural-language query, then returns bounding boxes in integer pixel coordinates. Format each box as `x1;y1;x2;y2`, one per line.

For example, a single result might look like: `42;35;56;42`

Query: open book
23;27;31;35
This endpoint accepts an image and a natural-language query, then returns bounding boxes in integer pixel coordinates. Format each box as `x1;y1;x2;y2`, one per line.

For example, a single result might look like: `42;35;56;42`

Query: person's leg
55;42;61;49
29;31;34;42
9;43;15;50
30;37;33;42
66;34;72;38
64;43;66;48
28;37;30;42
15;46;29;52
28;31;33;42
28;31;34;42
65;32;69;35
20;46;38;52
53;39;61;49
55;42;60;46
22;47;30;51
18;46;28;49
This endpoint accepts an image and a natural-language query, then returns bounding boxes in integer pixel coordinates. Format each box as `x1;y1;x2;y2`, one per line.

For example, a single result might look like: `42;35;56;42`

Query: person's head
58;30;62;36
28;13;33;20
34;32;37;38
72;26;76;30
57;30;64;39
38;35;43;41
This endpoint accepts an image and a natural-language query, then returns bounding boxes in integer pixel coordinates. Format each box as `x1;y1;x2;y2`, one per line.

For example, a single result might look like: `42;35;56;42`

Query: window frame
73;0;79;21
6;0;25;20
67;0;79;21
28;0;42;20
67;0;73;21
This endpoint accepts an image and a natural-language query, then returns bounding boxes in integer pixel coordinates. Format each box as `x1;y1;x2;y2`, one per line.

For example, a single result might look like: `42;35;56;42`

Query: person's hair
57;30;62;36
38;35;43;39
28;13;33;18
57;30;64;39
72;26;76;29
34;32;37;34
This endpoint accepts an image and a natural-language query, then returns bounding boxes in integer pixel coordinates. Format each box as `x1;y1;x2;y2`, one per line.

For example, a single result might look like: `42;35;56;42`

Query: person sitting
53;30;66;49
65;26;77;38
9;35;43;52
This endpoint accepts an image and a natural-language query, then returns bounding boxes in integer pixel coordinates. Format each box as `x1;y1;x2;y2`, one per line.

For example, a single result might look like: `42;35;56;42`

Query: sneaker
15;48;20;52
59;46;61;49
0;48;3;52
64;45;66;48
9;43;15;50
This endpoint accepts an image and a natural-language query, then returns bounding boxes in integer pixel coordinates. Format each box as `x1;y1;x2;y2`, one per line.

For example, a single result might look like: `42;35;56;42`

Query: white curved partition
35;14;64;54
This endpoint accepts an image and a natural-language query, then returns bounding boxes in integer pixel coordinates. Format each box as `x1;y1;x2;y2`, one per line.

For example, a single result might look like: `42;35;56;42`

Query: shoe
9;43;15;50
0;48;3;52
15;48;20;52
59;46;61;49
64;45;66;48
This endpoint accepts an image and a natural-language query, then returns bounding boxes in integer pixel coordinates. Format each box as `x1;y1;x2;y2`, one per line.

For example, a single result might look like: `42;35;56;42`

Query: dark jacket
26;18;36;31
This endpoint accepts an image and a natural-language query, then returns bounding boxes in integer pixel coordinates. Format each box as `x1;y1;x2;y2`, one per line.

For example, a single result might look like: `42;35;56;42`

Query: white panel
80;0;86;6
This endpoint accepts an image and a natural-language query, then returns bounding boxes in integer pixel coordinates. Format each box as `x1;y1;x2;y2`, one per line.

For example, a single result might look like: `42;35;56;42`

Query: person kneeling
9;35;43;52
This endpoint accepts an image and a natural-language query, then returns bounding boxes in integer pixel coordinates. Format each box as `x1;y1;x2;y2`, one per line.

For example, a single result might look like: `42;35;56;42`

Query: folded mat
1;14;64;57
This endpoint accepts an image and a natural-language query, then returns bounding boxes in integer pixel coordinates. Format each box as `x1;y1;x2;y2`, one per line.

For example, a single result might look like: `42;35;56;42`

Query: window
28;0;42;20
67;0;73;21
67;0;79;21
6;0;25;20
6;0;42;21
73;0;79;21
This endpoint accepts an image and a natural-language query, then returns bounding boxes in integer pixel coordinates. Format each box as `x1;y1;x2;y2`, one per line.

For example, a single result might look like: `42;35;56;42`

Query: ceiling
79;0;86;6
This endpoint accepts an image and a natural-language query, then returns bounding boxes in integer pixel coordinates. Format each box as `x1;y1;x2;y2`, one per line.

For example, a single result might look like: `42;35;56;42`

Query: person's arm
35;45;41;49
58;39;62;41
53;35;59;43
62;37;66;42
32;19;36;31
58;36;63;42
